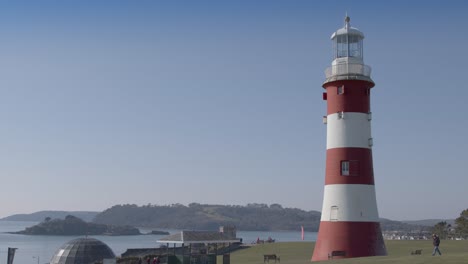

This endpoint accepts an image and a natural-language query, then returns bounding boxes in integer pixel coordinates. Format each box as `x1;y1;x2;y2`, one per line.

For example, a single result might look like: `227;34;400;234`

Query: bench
328;250;346;259
263;254;280;263
411;249;422;255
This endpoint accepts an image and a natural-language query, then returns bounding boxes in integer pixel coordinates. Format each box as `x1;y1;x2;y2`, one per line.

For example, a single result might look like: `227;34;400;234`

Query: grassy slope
225;240;468;264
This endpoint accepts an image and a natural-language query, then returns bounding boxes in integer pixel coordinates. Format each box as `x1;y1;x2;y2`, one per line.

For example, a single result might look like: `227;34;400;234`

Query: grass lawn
223;240;468;264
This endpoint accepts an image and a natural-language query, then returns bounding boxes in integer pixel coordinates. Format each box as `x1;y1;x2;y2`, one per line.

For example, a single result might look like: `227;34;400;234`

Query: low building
157;229;241;264
120;226;241;264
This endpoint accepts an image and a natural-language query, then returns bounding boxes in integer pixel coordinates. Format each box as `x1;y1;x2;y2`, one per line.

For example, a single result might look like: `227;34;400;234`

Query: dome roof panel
331;27;365;39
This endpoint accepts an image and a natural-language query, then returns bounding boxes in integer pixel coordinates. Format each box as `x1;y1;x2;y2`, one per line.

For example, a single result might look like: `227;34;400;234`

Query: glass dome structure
50;238;115;264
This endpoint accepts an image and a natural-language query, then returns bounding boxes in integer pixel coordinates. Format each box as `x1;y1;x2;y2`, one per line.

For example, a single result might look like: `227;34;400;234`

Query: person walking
432;234;442;256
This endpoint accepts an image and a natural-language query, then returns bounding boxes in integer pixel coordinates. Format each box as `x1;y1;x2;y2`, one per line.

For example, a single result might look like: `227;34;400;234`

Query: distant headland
1;210;99;222
10;215;141;236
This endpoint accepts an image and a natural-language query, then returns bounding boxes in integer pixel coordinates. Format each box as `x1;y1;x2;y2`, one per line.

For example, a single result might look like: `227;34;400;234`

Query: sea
0;221;317;264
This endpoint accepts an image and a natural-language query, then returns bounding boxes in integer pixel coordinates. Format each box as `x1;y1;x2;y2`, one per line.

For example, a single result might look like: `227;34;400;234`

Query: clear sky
0;0;467;221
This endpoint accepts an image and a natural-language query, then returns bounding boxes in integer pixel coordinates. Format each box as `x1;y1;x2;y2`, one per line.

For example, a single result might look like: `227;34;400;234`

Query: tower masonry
312;16;387;261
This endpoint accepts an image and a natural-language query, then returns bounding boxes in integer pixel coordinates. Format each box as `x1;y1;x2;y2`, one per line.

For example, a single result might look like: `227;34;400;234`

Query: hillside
93;203;428;232
93;203;321;231
401;219;455;227
379;218;431;232
1;211;99;222
1;204;433;232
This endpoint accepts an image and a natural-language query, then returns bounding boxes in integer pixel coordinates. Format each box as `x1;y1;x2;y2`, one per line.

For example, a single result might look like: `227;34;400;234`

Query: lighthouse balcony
325;63;372;83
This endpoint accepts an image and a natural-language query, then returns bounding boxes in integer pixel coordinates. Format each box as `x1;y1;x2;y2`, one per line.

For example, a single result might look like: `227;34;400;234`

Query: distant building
219;225;237;239
120;226;241;263
156;228;241;264
158;229;241;246
120;226;241;264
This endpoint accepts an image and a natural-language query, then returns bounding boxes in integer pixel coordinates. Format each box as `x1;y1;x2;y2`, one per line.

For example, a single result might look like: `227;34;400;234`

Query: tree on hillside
455;209;468;239
431;221;450;239
270;204;283;210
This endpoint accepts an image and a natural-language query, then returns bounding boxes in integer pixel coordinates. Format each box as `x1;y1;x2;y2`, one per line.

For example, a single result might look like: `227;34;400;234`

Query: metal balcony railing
325;63;372;79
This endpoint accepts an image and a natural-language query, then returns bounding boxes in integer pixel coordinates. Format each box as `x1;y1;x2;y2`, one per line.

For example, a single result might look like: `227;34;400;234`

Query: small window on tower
337;86;344;95
341;161;349;176
330;206;339;221
341;160;359;176
365;88;370;95
337;111;344;119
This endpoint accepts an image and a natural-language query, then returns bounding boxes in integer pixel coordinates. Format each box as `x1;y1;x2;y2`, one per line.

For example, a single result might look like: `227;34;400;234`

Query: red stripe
312;221;387;261
324;80;373;115
325;148;375;185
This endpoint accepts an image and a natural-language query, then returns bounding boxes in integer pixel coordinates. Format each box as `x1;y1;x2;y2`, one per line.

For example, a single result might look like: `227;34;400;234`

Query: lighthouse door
330;206;339;221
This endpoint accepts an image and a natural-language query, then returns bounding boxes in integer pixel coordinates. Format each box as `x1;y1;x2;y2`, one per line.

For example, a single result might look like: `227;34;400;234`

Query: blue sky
0;0;467;221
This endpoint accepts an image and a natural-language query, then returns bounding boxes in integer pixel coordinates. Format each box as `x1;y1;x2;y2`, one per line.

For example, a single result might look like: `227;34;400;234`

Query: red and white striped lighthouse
312;16;387;261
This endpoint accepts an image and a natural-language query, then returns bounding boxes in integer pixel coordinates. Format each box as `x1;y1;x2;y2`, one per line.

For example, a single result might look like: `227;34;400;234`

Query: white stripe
320;184;380;222
327;112;371;149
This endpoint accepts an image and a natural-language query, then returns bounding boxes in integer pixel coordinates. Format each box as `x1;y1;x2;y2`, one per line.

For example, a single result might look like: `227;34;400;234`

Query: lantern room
325;16;372;82
331;16;365;65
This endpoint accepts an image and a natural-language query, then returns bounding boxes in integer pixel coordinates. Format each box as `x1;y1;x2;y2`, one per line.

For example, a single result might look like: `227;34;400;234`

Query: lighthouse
312;16;387;261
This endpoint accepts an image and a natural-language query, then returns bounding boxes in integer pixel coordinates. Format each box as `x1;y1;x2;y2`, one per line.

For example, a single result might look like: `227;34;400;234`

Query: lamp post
33;256;39;264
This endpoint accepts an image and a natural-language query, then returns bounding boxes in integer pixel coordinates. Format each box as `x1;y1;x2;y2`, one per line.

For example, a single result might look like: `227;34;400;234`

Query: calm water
0;221;317;264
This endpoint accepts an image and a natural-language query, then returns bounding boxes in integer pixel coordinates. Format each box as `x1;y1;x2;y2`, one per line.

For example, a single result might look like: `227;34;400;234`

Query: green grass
223;240;468;264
